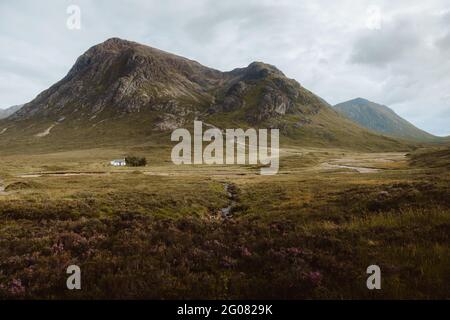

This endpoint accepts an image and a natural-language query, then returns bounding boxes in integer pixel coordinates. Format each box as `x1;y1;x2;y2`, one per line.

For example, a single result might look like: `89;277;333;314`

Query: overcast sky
1;0;449;135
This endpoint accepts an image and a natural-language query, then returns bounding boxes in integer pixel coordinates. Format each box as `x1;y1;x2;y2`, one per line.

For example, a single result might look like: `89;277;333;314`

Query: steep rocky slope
0;38;410;151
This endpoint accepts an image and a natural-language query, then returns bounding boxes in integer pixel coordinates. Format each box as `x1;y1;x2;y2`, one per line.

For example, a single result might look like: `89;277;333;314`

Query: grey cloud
436;33;450;52
350;19;420;67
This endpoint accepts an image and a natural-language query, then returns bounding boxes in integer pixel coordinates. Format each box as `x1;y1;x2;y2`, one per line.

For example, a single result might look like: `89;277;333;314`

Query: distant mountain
0;104;23;119
0;38;410;151
333;98;439;142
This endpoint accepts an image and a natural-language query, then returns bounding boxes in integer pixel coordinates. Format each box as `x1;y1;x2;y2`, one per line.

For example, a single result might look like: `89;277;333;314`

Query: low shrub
125;156;147;167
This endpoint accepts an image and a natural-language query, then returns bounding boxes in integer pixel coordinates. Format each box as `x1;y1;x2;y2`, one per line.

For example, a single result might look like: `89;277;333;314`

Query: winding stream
321;163;380;173
220;183;239;219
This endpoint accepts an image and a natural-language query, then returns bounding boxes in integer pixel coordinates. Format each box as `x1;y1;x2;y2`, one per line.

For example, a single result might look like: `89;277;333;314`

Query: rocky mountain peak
351;97;370;104
13;38;230;122
247;61;285;77
96;37;137;51
245;61;285;78
229;61;285;81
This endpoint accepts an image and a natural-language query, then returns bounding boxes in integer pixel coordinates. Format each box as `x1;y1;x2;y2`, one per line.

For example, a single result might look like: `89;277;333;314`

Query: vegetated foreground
0;146;449;299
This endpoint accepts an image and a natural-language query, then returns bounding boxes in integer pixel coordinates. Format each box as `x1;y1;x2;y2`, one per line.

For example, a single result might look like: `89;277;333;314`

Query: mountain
0;38;410;151
0;104;23;119
333;98;439;142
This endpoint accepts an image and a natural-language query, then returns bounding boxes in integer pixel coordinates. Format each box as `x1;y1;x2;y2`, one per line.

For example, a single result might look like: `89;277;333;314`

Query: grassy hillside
408;146;450;169
0;102;415;156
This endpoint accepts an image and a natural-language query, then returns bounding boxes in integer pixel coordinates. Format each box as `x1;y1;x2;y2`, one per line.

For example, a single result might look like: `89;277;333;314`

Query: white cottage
110;159;126;166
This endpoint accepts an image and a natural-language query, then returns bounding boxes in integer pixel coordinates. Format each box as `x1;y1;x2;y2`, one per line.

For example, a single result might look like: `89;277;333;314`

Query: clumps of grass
42;165;70;172
0;213;328;299
409;146;450;169
125;156;147;167
5;181;41;192
0;150;449;299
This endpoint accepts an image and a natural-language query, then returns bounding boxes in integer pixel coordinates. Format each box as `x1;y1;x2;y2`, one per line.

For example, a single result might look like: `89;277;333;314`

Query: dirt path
17;170;257;179
35;124;56;137
17;172;110;178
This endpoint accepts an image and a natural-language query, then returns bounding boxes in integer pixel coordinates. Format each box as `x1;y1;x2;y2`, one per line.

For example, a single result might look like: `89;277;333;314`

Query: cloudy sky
1;0;449;135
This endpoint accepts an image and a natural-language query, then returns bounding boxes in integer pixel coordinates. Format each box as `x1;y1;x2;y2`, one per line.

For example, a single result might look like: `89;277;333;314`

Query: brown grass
0;146;448;299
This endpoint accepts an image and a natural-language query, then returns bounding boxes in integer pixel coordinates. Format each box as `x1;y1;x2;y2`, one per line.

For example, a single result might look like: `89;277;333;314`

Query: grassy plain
0;144;448;299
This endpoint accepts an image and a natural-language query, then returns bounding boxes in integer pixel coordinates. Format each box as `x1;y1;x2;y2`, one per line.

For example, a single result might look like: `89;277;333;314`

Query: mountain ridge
0;38;412;152
0;104;23;119
333;98;441;142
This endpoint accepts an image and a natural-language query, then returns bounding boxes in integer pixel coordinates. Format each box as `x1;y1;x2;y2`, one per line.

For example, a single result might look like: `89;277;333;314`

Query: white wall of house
110;160;126;166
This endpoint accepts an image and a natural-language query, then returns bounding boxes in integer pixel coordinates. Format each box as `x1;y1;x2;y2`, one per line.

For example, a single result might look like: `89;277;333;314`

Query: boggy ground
0;146;448;299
